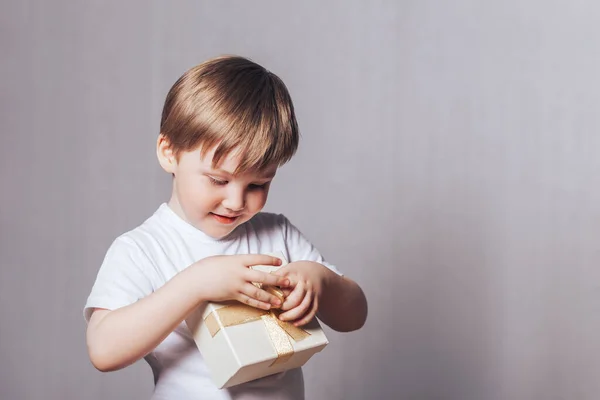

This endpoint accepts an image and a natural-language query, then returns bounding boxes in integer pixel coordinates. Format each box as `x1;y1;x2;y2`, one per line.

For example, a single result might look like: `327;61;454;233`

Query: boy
84;55;368;400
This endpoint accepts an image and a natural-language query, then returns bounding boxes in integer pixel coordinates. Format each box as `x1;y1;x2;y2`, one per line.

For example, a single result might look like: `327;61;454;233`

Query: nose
222;186;245;212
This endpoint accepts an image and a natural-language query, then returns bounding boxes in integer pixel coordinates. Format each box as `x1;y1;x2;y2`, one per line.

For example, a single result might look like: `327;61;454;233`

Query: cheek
178;177;200;201
246;190;269;212
178;178;218;208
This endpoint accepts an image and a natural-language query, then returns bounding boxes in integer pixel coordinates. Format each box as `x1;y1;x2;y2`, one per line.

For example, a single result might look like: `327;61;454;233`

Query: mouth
210;212;241;225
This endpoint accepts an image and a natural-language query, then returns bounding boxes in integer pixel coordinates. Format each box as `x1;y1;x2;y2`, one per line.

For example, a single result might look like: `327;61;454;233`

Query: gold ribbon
204;287;311;366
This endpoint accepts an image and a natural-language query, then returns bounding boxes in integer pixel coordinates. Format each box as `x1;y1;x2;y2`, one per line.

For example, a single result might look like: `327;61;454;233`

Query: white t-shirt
84;203;341;400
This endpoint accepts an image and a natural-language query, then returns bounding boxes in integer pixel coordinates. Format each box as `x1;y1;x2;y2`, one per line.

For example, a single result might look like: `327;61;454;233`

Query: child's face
161;142;277;239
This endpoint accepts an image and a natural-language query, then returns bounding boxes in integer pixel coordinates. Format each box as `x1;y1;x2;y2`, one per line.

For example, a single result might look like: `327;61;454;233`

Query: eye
208;176;228;186
249;182;270;190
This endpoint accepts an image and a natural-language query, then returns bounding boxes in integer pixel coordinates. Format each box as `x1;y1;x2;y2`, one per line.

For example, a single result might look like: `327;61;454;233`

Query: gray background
1;1;600;399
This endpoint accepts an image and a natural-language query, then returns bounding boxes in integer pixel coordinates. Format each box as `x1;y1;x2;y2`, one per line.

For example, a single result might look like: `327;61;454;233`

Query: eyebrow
211;168;234;177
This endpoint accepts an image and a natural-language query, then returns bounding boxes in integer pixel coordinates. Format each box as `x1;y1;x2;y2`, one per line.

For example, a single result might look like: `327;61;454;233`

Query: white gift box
186;252;329;388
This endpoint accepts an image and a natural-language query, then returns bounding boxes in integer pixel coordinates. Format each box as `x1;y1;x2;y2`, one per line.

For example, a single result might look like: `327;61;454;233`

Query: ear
157;134;177;173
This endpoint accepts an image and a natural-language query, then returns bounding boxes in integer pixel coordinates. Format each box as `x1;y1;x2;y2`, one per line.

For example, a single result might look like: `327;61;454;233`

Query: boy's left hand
272;261;334;326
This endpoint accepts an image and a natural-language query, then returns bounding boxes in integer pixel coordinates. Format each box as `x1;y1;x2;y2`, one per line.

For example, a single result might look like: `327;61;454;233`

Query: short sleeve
279;214;343;276
83;237;155;322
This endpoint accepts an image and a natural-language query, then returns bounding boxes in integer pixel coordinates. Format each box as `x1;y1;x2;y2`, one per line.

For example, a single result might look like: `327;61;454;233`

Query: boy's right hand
192;254;289;310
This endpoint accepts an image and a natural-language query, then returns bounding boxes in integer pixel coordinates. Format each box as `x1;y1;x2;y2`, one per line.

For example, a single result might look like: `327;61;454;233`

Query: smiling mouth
210;213;240;225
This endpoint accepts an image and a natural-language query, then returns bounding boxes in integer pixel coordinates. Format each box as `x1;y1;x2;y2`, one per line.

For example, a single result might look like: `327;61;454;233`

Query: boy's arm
86;264;206;372
86;254;287;372
276;215;367;331
317;270;368;332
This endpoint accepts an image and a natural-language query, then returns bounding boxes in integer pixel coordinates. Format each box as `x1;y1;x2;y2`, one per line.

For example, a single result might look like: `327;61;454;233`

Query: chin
206;225;239;240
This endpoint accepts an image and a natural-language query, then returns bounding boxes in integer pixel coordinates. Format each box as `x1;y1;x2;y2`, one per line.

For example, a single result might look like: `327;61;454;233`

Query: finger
238;254;282;268
280;280;305;311
279;288;312;321
272;264;291;276
245;270;290;288
241;283;282;307
237;293;272;310
292;296;319;326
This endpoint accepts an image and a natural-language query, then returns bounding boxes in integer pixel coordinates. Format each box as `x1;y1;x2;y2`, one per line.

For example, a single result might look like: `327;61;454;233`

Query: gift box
186;252;329;388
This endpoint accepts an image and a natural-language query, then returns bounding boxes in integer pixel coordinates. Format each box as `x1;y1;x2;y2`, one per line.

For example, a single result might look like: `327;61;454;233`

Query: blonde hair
160;56;299;173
